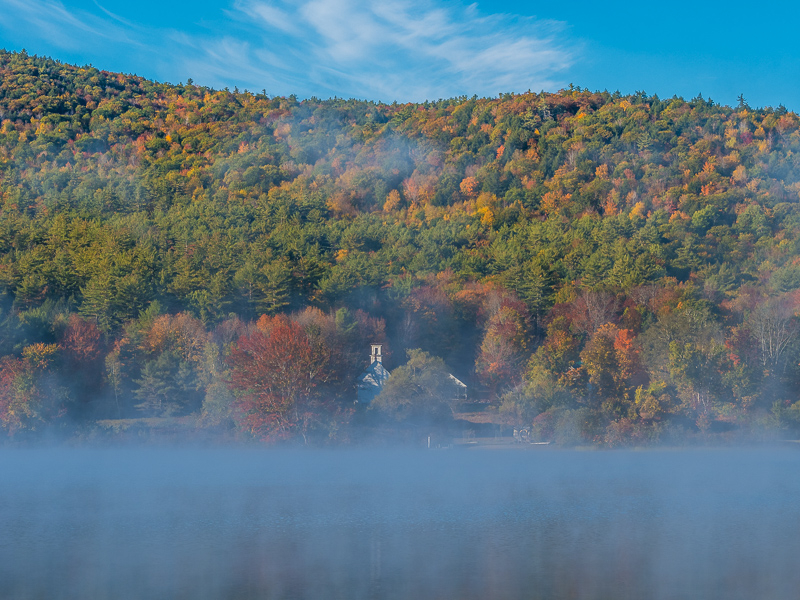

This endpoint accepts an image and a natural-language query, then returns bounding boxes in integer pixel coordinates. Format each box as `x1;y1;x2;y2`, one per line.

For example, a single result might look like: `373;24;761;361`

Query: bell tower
370;344;383;364
357;344;389;404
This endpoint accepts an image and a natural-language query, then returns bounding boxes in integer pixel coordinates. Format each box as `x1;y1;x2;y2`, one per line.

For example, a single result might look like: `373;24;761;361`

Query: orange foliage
540;190;571;214
460;176;479;198
613;328;638;381
144;312;207;363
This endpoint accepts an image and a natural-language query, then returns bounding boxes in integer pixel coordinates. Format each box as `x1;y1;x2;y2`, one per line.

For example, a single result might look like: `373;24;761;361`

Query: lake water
1;447;798;599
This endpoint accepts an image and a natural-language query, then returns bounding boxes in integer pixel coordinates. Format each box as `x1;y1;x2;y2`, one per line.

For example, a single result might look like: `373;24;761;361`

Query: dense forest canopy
2;49;800;444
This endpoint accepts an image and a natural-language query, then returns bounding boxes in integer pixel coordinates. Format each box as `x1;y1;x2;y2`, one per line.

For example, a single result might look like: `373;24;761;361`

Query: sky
0;0;797;109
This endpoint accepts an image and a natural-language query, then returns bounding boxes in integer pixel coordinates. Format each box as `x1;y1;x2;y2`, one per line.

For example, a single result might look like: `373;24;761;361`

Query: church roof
358;360;389;388
448;373;467;388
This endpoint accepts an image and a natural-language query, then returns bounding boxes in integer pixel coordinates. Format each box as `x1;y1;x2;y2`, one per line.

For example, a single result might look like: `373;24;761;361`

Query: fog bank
1;448;798;599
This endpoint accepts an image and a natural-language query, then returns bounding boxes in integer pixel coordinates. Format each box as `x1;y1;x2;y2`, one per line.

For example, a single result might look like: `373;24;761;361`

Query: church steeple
358;344;389;404
370;344;382;364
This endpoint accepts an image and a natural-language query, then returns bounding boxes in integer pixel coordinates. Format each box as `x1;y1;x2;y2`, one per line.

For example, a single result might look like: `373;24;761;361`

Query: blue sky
0;0;797;109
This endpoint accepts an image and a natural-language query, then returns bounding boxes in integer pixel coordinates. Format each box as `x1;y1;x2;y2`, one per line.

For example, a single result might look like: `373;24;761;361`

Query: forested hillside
2;49;800;444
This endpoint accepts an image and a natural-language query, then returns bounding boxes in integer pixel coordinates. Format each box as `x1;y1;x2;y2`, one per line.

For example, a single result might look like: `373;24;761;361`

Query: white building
356;344;468;405
448;373;468;401
356;344;390;404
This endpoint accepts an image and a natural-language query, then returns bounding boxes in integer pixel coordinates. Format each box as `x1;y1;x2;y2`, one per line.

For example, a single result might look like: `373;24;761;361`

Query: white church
356;344;467;405
356;344;390;404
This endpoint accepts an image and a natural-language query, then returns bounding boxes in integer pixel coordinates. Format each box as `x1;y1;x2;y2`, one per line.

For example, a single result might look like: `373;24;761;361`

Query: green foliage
371;349;464;423
3;50;800;443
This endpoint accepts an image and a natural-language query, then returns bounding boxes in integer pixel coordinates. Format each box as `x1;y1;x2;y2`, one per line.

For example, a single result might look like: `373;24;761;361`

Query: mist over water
1;447;799;600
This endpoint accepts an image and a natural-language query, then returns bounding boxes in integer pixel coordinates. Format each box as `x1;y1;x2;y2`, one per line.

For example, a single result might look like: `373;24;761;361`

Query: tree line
2;49;800;444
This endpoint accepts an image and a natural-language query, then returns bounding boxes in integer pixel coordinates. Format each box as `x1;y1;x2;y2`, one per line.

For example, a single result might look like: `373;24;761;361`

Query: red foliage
227;315;330;441
476;300;530;396
404;283;454;333
60;315;103;364
725;326;756;368
564;289;619;335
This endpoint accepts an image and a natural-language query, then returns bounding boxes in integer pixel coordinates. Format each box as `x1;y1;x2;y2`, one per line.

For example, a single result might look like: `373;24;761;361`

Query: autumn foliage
3;50;800;444
0;344;64;435
227;315;330;440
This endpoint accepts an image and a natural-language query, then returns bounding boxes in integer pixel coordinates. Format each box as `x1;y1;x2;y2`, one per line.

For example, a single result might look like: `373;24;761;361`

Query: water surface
1;447;798;599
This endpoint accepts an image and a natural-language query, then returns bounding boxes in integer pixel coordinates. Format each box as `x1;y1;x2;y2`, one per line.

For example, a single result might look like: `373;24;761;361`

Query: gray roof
357;361;390;404
358;361;390;388
448;373;467;388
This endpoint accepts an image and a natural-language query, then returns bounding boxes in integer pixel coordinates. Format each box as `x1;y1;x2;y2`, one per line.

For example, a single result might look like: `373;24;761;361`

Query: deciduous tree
227;315;330;441
371;349;463;423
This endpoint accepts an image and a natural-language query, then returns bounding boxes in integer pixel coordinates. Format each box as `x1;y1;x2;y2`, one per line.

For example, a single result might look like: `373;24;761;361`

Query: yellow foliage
475;191;498;209
424;205;445;223
34;120;51;136
383;189;402;212
630;201;646;219
22;343;58;369
634;382;670;420
722;151;740;169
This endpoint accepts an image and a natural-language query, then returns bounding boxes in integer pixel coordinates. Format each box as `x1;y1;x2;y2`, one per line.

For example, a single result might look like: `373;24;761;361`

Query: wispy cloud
225;0;575;99
0;0;577;100
0;0;139;52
